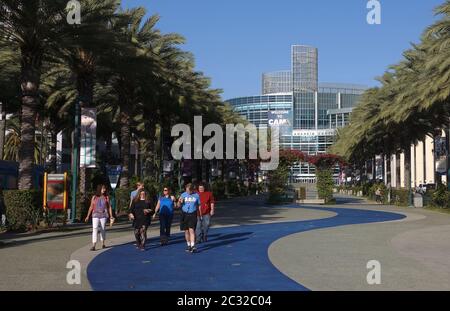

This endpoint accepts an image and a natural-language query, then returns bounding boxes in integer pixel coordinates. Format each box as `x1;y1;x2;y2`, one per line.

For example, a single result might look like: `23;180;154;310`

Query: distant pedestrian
375;187;382;204
153;186;176;246
196;183;215;244
129;189;154;251
85;184;113;251
178;183;200;253
129;181;144;209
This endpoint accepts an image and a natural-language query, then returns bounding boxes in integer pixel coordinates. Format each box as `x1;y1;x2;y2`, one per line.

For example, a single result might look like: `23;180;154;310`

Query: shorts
180;212;197;231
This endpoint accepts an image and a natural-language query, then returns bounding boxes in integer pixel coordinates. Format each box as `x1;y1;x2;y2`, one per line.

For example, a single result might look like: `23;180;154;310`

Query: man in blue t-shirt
178;183;200;253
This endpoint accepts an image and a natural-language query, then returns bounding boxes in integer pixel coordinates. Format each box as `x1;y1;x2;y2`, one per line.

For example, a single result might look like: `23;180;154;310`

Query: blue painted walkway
87;206;405;291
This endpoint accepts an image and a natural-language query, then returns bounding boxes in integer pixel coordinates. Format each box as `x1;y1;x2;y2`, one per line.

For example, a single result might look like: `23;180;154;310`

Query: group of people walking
85;181;215;253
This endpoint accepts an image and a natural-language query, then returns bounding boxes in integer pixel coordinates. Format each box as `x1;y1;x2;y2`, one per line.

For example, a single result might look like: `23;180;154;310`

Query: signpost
44;172;68;210
43;173;68;223
107;165;121;215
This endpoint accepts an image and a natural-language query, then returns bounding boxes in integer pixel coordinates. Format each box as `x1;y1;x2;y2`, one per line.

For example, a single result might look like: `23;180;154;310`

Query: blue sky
123;0;444;100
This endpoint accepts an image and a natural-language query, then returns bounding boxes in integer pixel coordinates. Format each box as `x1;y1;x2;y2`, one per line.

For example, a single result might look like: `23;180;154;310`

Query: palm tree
0;0;72;189
46;0;121;197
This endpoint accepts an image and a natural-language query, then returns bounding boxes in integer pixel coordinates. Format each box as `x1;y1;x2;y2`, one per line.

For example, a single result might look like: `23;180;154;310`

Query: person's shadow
141;232;253;252
196;232;253;252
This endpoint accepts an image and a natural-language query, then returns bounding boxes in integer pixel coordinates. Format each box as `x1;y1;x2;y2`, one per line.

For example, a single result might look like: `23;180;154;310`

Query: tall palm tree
0;0;71;189
47;0;121;197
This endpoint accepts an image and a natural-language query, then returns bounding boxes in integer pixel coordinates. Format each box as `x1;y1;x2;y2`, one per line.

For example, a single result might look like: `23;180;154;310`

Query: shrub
268;165;290;204
316;169;334;203
391;188;410;206
75;191;94;222
248;182;258;195
369;183;388;203
211;180;226;200
114;188;133;215
431;184;450;208
227;180;240;196
143;177;159;200
4;190;43;231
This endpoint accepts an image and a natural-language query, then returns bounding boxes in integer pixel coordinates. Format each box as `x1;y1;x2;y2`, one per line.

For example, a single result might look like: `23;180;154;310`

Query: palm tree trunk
404;146;411;190
134;139;139;177
385;154;391;185
372;156;376;182
0;103;6;160
119;105;131;188
48;125;57;173
143;122;156;178
446;123;450;190
18;56;41;189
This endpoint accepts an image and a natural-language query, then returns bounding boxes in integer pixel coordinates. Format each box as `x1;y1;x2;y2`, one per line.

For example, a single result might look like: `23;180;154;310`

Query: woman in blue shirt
153;186;176;246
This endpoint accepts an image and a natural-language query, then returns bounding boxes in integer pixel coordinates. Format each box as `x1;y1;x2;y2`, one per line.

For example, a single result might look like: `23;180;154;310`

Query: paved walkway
269;196;450;291
1;194;450;291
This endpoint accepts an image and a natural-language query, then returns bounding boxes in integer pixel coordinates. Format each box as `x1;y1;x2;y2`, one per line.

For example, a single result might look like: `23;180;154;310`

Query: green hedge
211;180;226;200
430;184;450;208
391;188;410;206
114;188;133;215
4;190;43;231
316;169;334;203
75;191;94;222
368;183;388;203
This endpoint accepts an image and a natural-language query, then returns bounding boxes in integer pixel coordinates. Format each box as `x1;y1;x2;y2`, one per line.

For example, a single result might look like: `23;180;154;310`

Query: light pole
71;98;81;223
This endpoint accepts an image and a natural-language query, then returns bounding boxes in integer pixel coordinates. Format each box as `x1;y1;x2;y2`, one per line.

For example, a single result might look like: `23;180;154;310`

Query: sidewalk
0;194;333;290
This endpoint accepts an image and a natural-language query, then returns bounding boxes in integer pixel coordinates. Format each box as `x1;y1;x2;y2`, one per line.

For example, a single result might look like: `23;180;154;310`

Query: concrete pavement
1;194;450;291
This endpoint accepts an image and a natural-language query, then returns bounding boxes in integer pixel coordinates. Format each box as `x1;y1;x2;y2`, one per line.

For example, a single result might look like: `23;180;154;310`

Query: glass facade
226;45;366;183
292;45;318;92
227;95;293;128
262;71;292;95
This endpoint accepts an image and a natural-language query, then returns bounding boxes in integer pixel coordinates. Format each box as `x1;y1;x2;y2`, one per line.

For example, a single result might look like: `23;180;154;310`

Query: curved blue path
87;206;405;291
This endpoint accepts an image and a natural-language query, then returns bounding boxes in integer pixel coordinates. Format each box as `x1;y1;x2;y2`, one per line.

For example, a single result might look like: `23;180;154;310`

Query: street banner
80;108;97;168
163;160;174;172
107;165;122;190
182;159;193;177
43;173;68;210
268;110;293;135
435;135;448;175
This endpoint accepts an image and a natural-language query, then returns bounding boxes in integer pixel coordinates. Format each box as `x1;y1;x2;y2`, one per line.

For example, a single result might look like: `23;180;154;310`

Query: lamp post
71;98;81;223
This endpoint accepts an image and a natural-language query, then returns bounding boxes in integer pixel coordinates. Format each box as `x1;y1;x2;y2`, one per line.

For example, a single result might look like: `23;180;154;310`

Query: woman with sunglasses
153;186;176;246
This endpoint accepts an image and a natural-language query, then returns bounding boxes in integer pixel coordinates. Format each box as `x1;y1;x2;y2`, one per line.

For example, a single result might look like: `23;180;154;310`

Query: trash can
413;193;423;208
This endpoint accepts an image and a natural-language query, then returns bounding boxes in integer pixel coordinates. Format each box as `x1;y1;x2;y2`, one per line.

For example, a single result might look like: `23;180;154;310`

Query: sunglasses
163;189;169;192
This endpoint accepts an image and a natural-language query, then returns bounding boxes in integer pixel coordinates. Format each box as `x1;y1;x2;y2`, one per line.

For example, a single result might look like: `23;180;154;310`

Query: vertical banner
435;134;448;175
182;159;193;177
43;173;68;210
80;108;97;168
268;110;293;135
